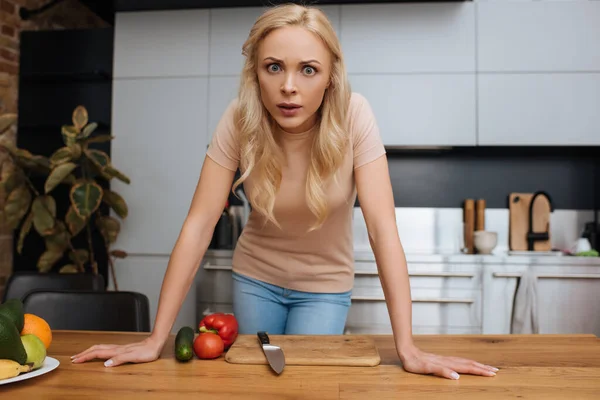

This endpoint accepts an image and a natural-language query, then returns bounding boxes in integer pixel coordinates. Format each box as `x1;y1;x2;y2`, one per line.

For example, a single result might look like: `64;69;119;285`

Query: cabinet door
534;267;600;336
482;266;526;334
478;74;600;146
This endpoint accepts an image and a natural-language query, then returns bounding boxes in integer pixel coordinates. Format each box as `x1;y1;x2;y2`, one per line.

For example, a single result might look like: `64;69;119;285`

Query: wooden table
2;331;600;399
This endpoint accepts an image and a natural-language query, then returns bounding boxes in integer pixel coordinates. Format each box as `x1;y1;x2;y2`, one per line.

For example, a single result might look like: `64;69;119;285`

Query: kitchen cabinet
477;73;600;146
481;264;527;334
350;74;477;146
199;252;600;337
531;265;600;336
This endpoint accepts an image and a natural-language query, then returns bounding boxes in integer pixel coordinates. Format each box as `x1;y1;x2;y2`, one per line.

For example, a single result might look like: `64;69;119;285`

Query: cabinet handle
203;262;233;270
351;296;474;304
355;271;475;278
493;273;600;279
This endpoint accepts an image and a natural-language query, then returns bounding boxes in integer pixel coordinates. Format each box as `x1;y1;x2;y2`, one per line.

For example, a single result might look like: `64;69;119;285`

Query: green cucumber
175;326;195;362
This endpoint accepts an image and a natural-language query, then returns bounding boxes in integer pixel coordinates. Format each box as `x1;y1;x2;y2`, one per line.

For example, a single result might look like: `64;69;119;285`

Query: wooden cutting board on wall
509;193;552;251
225;335;381;367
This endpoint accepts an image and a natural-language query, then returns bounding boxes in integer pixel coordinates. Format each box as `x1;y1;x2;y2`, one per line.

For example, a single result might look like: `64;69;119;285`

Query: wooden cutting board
224;334;381;367
509;192;552;251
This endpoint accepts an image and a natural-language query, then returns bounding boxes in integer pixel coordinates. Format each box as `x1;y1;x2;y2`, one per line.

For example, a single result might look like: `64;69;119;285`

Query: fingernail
489;366;499;372
104;360;113;367
71;358;77;363
70;355;76;359
451;372;460;380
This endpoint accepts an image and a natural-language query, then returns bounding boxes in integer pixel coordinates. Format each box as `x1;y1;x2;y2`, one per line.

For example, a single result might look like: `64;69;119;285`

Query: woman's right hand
71;336;163;367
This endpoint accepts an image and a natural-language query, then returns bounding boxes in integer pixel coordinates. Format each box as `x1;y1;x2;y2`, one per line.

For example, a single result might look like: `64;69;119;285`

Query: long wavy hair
232;3;352;231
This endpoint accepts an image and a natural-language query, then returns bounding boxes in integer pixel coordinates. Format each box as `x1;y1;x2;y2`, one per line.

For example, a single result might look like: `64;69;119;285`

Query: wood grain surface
509;192;552;251
225;334;381;366
2;331;599;399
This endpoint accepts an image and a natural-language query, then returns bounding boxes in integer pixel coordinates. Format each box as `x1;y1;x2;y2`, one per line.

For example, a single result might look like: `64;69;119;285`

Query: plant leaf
32;195;56;236
85;134;114;145
59;264;79;274
0;113;17;134
80;122;97;139
103;189;128;219
17;210;34;254
85;149;109;169
49;147;73;166
45;221;70;252
72;106;88;131
37;250;63;272
104;165;131;184
69;249;89;265
62;125;79;146
4;185;32;230
96;215;120;245
65;206;87;236
45;162;78;194
110;249;128;259
70;181;103;219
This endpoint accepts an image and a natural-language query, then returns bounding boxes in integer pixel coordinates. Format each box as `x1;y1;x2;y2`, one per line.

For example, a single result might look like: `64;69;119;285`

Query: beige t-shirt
206;92;386;293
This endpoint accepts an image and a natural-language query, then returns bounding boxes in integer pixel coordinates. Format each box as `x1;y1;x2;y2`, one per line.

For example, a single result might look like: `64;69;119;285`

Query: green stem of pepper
199;326;219;335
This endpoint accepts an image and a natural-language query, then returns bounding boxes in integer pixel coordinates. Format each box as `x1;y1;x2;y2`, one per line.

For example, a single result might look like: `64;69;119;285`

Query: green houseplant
0;106;129;290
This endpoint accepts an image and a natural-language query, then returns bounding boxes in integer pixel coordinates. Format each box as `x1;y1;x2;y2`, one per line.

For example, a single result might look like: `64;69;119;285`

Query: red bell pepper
198;313;239;349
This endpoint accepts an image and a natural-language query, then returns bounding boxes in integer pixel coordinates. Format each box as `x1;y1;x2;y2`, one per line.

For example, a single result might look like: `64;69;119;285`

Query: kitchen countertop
204;249;600;266
4;331;600;399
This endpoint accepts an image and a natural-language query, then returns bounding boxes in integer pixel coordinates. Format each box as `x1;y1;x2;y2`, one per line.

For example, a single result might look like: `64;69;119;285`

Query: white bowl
474;231;498;254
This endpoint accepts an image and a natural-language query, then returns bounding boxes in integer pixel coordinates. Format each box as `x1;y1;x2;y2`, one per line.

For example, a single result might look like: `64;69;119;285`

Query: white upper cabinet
114;10;210;78
477;2;600;72
111;77;209;254
340;3;476;73
478;73;600;146
209;6;340;77
351;75;476;146
477;2;600;146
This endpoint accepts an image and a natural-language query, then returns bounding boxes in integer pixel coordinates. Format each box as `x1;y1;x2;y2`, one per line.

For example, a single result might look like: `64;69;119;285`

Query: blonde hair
232;3;351;231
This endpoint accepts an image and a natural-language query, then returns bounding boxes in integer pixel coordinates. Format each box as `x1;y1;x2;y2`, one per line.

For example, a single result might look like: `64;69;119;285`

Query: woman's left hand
398;344;499;380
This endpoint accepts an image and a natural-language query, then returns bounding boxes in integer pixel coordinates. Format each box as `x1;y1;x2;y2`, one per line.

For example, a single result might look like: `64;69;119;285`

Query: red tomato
193;332;224;359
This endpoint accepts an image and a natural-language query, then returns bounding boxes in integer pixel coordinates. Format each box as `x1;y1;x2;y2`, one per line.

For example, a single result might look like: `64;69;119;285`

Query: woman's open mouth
277;102;302;117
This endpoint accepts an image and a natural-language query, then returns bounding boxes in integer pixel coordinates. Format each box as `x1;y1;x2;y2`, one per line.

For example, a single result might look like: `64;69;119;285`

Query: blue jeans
231;271;352;335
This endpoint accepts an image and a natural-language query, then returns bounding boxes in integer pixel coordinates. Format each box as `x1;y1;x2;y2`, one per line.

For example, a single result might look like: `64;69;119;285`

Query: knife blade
257;331;285;374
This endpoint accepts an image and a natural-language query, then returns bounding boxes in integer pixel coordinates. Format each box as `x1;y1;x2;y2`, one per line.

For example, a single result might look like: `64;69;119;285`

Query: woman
72;4;498;380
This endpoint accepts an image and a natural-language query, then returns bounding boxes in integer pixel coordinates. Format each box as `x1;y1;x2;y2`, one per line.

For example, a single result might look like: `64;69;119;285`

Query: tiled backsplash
352;207;595;255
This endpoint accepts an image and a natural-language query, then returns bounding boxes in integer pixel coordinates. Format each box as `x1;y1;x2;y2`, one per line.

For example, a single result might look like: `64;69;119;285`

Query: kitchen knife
257;331;285;374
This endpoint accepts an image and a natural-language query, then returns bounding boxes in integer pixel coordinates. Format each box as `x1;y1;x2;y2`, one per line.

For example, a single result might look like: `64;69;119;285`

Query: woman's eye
303;66;316;75
267;64;280;72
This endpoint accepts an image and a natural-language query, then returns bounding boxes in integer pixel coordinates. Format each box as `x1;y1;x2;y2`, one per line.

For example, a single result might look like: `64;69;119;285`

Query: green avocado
0;313;28;365
0;298;24;333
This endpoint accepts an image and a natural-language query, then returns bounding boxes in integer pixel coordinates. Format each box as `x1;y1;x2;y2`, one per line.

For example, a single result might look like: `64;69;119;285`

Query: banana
0;359;33;380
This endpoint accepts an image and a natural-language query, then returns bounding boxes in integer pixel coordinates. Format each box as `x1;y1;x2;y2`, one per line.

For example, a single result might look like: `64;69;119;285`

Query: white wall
108;0;600;331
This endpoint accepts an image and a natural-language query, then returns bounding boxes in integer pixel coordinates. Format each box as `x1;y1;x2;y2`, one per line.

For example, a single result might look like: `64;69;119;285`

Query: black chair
2;272;105;303
22;290;151;332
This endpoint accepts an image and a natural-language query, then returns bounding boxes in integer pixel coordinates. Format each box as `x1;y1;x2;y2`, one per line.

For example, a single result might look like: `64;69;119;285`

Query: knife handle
257;331;270;345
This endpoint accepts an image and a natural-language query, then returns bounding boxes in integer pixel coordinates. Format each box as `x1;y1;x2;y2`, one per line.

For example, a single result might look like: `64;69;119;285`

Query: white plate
0;357;60;385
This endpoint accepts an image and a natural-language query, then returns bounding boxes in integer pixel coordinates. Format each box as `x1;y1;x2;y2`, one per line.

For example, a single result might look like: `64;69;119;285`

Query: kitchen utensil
257;331;285;374
476;199;486;231
509;193;552;251
225;334;381;367
463;199;475;254
474;231;497;254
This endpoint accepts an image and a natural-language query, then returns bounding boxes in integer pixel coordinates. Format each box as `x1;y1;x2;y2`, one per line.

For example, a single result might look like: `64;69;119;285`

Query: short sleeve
206;99;241;171
349;92;386;169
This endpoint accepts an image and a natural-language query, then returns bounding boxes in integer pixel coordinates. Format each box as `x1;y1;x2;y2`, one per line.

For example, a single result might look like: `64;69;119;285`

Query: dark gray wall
384;147;599;210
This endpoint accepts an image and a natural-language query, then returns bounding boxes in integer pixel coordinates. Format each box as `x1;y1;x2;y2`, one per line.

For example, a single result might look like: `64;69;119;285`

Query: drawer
354;261;482;291
347;288;482;331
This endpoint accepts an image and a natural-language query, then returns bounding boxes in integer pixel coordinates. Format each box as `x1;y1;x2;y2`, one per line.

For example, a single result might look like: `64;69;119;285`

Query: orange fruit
21;313;52;350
